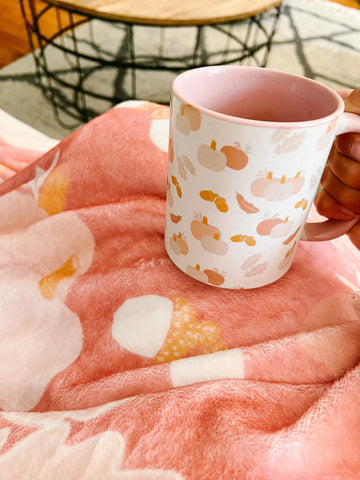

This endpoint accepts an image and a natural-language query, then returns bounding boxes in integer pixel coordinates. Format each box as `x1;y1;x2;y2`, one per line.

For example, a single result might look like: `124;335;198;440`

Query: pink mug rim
172;65;345;129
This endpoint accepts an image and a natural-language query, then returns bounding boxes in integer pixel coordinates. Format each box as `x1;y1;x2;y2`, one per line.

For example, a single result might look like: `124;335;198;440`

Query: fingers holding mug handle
301;108;360;242
301;216;359;241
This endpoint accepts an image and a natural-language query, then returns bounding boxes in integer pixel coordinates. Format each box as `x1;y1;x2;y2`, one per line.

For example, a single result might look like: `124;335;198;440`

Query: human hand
314;88;360;249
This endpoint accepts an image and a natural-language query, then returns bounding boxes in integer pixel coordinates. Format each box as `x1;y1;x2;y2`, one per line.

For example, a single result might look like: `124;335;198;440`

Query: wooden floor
0;0;83;68
0;0;359;69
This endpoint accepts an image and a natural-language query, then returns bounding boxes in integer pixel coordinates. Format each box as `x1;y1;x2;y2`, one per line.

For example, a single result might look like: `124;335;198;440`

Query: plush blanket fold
0;102;359;479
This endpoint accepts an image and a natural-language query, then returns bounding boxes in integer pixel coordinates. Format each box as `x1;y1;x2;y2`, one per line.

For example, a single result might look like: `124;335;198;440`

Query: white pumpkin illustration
150;117;169;152
251;171;305;202
0;205;94;410
176;103;201;135
0;152;95;411
112;295;173;358
0;413;184;479
197;140;227;172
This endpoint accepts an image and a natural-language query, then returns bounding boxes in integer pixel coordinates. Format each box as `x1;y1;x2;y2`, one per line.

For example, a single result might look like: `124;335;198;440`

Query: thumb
344;88;360;115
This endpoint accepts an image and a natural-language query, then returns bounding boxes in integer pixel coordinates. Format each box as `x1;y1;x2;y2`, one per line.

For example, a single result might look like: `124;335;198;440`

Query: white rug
0;0;359;139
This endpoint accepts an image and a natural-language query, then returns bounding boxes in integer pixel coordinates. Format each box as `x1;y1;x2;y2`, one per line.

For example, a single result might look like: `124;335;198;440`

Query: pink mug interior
172;66;344;125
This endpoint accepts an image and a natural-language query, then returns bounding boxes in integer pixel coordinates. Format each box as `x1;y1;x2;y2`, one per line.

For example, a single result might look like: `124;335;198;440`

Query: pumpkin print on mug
165;66;360;289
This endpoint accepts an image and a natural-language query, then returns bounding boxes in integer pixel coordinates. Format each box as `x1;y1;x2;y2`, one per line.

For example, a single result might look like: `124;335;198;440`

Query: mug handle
301;112;360;241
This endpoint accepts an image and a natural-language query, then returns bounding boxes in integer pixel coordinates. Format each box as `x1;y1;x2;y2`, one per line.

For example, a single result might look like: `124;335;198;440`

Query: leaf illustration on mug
200;190;229;213
170;213;182;224
169;137;174;163
256;215;294;238
283;225;301;245
176;104;201;135
251;171;305;201
244;262;268;277
310;165;324;190
183;155;196;175
295;198;309;211
171;175;182;198
317;120;337;151
241;254;262;271
279;240;298;270
272;129;305;154
178;154;195;180
310;174;318;190
241;254;268;277
236;193;260;214
198;140;227;172
271;130;287;143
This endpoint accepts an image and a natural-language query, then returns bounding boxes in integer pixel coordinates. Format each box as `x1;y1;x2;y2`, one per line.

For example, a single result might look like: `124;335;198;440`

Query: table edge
40;0;283;25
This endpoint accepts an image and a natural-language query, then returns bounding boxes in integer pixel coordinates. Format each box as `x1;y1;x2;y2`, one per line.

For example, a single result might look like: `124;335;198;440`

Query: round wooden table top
43;0;283;25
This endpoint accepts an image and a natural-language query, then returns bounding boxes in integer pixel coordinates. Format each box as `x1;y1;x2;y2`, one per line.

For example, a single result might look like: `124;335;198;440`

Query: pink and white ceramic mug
164;66;360;289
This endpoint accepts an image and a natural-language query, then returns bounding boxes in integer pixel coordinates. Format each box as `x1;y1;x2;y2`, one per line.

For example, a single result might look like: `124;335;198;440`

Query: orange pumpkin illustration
166;181;174;207
200;190;218;202
185;264;208;283
169;233;189;255
203;268;225;286
256;215;294;238
214;196;228;213
200;190;228;213
221;142;249;170
256;216;284;235
231;234;256;246
191;215;220;241
168;137;174;163
197;140;227;172
201;233;228;255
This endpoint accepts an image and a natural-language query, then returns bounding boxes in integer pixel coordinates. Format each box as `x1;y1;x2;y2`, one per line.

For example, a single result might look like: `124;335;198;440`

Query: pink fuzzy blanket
0;102;360;479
